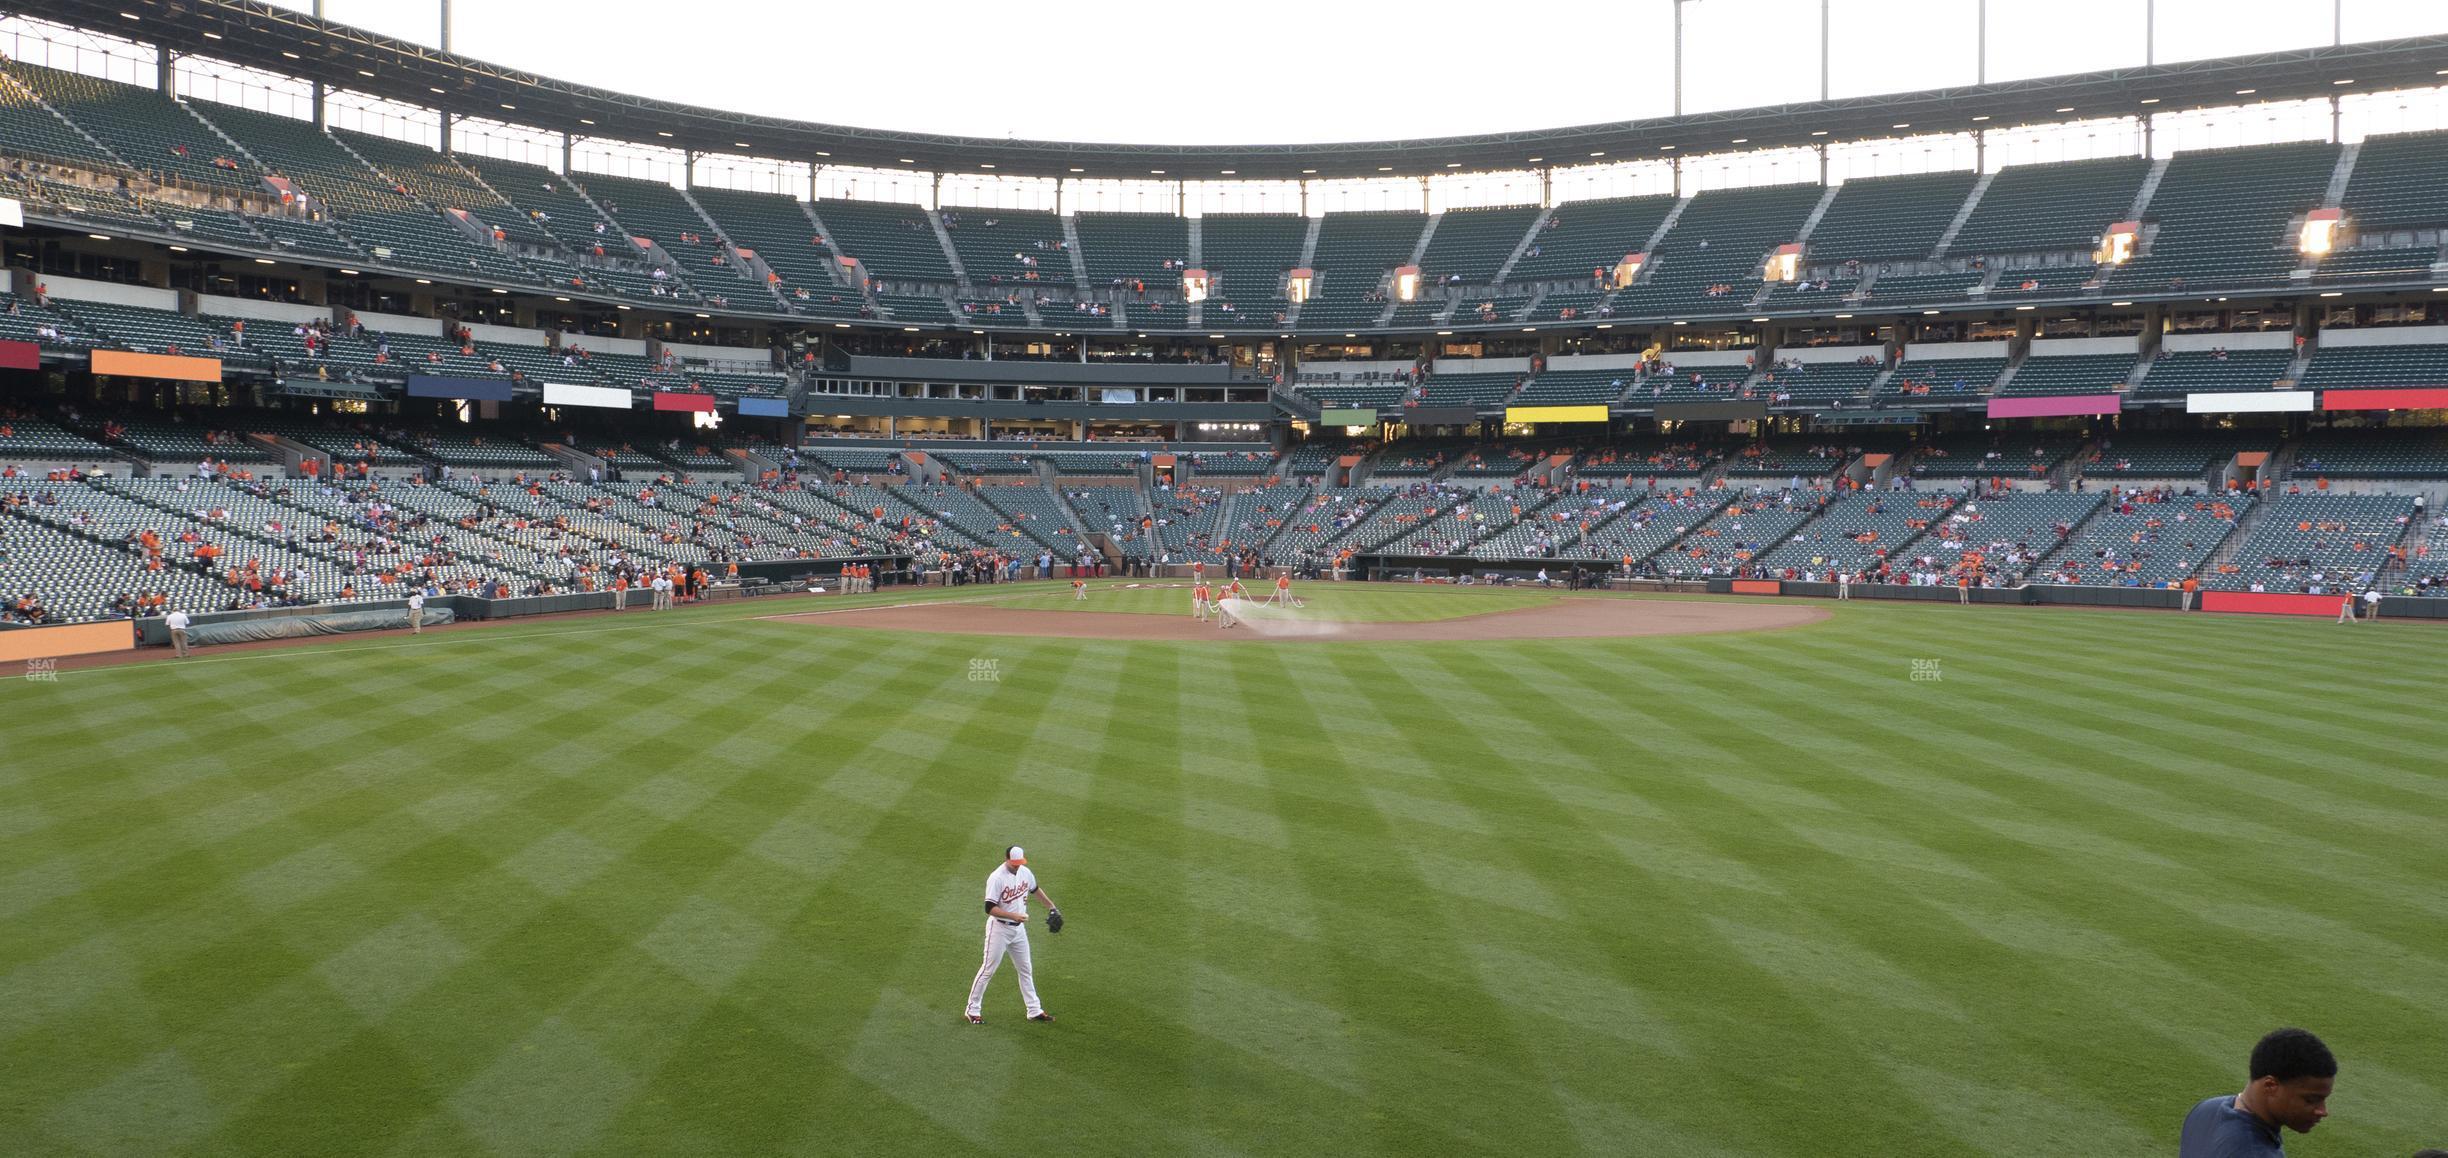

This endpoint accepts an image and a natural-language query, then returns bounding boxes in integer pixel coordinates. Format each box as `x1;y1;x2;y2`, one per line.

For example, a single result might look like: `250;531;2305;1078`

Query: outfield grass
969;581;1559;620
2;583;2441;1156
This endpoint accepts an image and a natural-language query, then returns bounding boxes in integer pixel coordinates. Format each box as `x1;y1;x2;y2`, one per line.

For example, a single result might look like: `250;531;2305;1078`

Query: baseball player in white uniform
964;846;1062;1024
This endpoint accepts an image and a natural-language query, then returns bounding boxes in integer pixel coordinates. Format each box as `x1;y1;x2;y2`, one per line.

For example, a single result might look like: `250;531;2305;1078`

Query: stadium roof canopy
31;0;2448;181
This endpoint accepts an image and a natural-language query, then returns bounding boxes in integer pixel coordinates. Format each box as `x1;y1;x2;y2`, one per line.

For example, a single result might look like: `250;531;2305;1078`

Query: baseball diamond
4;581;2444;1156
4;1;2448;1154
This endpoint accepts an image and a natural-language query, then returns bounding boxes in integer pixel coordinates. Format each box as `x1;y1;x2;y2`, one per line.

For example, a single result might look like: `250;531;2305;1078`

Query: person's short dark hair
2250;1028;2337;1083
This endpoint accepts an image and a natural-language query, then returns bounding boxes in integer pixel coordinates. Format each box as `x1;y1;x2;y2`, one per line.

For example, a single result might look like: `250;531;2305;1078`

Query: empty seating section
196;104;536;281
963;484;1087;550
0;292;96;346
1513;369;1631;405
1571;440;1718;479
7;63;254;194
1378;492;1539;555
876;293;955;326
5;175;161;235
1990;266;2108;300
2209;494;2413;592
1303;211;1424;327
1384;299;1449;329
1647;365;1754;402
1199;214;1304;324
1179;447;1275;477
579;172;759;298
2130;349;2294;397
1999;353;2134;397
462;156;619;250
1756;491;1956;574
2286;430;2448;478
400;429;558;470
1757;361;1879;406
2114;141;2337;293
51;298;248;361
816;199;955;282
1264;487;1393;556
1864;271;1989;305
940;209;1070;287
2080;433;2254;479
99;416;276;465
0;67;122;169
2033;491;2249;587
1611;184;1822;316
1916;491;2106;584
1066;485;1158;557
1418;372;1521;408
1419;205;1541;284
0;416;114;461
1151;486;1229;561
1763;276;1859;310
689;186;842;301
1808;171;1978;262
938;450;1039;477
338;131;552;248
2335;130;2448;232
1075;212;1187;284
1911;433;2078;480
1294;380;1405;410
2298;342;2448;393
1038;452;1140;477
1524;291;1605;322
1569;492;1731;563
1448;443;1557;478
1882;356;2005;404
1652;494;1820;574
244;418;423;468
1223;483;1311;552
1948;156;2149;255
2307;245;2438;285
1370;442;1463;478
1721;442;1848;477
1511;196;1675;282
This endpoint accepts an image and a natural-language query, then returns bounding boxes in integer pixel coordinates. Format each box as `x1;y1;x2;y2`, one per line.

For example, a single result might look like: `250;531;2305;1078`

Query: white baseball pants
966;919;1042;1018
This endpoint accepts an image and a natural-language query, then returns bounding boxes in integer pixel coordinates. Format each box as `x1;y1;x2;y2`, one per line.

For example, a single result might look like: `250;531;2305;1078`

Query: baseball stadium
1;0;2443;1153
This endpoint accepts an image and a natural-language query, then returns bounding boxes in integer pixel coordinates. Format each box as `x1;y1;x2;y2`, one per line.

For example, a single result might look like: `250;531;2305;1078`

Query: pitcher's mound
772;595;1825;643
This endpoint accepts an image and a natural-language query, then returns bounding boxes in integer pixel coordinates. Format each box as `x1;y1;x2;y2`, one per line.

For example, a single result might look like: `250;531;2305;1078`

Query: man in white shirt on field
964;845;1061;1024
165;607;192;657
406;591;426;634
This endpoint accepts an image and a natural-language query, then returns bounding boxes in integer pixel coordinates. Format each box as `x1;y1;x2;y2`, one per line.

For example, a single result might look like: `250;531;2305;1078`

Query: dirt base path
774;594;1827;643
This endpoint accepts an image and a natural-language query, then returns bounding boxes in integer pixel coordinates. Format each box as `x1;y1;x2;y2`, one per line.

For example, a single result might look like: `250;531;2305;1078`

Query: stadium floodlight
1923;309;1939;315
168;245;187;252
1393;266;1421;302
2096;221;2142;265
1765;244;1803;283
257;258;277;265
2319;291;2344;297
2299;208;2344;255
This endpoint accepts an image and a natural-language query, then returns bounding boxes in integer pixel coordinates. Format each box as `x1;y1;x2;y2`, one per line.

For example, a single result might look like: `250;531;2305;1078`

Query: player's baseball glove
1046;907;1065;934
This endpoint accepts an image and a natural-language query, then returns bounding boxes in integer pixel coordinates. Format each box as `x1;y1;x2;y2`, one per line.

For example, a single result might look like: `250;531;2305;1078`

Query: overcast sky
265;0;2448;145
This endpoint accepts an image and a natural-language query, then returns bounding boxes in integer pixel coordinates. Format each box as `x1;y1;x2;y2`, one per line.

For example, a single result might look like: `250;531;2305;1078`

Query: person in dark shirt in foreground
2179;1028;2336;1157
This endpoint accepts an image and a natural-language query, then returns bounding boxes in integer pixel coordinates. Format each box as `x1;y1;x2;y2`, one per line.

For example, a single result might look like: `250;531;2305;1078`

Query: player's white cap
1005;845;1027;865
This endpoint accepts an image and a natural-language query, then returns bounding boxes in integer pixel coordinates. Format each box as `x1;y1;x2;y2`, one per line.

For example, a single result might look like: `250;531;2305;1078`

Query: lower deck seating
2032;491;2250;587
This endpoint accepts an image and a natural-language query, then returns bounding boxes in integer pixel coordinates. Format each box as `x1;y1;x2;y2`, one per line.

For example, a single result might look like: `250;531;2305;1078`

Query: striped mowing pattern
0;583;2441;1156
